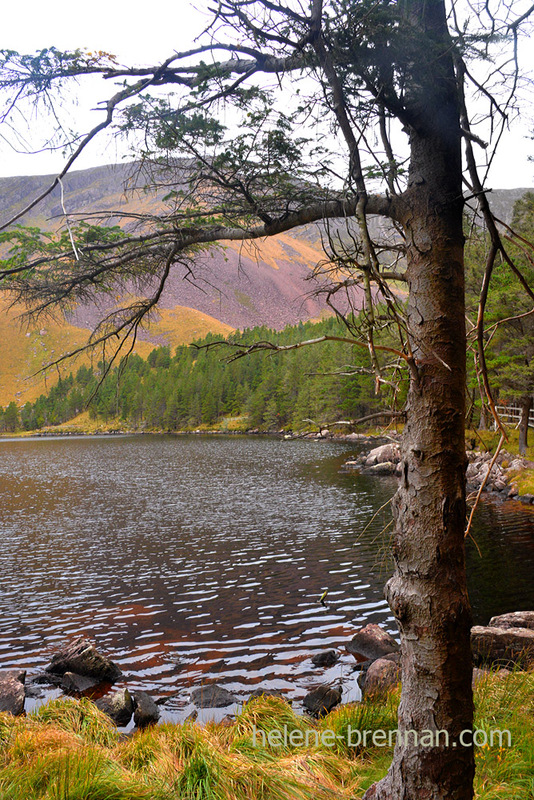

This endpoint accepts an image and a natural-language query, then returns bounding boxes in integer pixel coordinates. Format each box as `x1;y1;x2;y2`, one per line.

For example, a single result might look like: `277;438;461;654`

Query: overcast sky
1;0;533;188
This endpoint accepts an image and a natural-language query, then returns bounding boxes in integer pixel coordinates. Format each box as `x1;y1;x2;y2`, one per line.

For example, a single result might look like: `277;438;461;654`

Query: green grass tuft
0;675;531;799
36;697;119;747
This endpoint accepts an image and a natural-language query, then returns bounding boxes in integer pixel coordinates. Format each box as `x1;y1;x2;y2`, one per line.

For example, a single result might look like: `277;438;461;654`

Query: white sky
1;0;533;189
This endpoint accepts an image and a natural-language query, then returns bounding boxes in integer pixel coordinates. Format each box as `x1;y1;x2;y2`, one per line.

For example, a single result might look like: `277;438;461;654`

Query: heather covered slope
0;162;357;332
0;163;332;405
0;297;232;407
0;163;531;407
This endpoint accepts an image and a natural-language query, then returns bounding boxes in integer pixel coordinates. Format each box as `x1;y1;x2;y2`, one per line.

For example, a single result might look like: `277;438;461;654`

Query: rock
0;672;25;716
351;658;374;673
311;650;340;668
380;652;401;665
133;691;160;728
45;637;122;682
303;684;341;717
478;464;492;481
347;624;400;661
320;428;330;438
25;683;46;699
96;688;134;726
365;444;401;466
359;658;401;696
248;688;286;701
1;669;26;685
27;672;63;688
61;672;100;694
367;461;397;476
489;611;534;631
495;668;512;679
466;463;479;481
517;495;534;505
471;625;534;668
190;684;238;708
249;653;274;669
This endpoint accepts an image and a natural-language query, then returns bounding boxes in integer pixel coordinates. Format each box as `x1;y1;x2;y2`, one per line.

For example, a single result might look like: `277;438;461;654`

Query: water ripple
1;434;533;707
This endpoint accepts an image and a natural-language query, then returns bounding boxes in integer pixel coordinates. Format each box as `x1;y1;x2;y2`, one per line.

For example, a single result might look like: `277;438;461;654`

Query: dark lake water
0;434;533;721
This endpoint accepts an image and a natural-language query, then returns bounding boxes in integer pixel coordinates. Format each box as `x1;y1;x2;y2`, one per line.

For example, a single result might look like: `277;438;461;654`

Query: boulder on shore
303;684;341;718
96;688;134;726
471;625;534;668
365;443;401;466
347;624;400;662
0;671;26;716
45;637;122;682
489;611;534;631
358;657;401;697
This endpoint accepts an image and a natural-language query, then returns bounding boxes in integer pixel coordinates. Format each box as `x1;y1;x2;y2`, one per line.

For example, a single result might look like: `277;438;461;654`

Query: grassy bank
470;428;534;463
1;670;532;799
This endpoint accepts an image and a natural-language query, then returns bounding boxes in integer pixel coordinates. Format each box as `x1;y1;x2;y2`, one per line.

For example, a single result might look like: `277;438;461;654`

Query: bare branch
195;333;412;363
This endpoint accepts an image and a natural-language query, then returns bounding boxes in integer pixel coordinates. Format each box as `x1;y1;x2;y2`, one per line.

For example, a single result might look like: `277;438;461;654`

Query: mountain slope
0;163;531;407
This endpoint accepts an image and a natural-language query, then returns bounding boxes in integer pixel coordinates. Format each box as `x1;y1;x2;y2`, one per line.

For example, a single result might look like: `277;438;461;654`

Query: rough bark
518;395;532;455
364;3;475;799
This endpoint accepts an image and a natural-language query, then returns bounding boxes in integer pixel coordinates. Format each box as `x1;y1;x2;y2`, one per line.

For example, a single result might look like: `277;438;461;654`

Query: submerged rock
45;637;122;682
190;684;238;708
303;684;341;717
311;650;340;668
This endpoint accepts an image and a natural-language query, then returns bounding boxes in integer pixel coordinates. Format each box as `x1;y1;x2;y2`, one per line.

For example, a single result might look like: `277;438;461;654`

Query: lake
1;434;533;720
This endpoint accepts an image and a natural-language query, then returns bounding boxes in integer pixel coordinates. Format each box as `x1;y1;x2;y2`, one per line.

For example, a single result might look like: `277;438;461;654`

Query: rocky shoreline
343;441;534;505
7;427;382;440
2;614;533;729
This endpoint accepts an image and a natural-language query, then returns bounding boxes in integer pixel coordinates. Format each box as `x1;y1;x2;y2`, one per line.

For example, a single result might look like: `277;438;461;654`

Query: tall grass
473;668;534;800
0;671;532;799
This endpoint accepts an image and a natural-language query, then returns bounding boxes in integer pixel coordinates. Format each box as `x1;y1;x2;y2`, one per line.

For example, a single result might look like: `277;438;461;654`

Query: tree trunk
365;3;474;799
518;396;532;455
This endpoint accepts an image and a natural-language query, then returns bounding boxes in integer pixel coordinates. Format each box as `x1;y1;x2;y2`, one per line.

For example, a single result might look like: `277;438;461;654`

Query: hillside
0;163;531;407
0;163;354;331
0;296;233;406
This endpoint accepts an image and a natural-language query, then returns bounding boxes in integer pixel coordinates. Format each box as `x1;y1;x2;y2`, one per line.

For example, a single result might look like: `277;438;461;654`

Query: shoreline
0;426;392;442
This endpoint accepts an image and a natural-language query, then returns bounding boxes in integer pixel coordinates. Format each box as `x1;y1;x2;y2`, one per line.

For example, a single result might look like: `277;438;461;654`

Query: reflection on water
0;434;533;717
